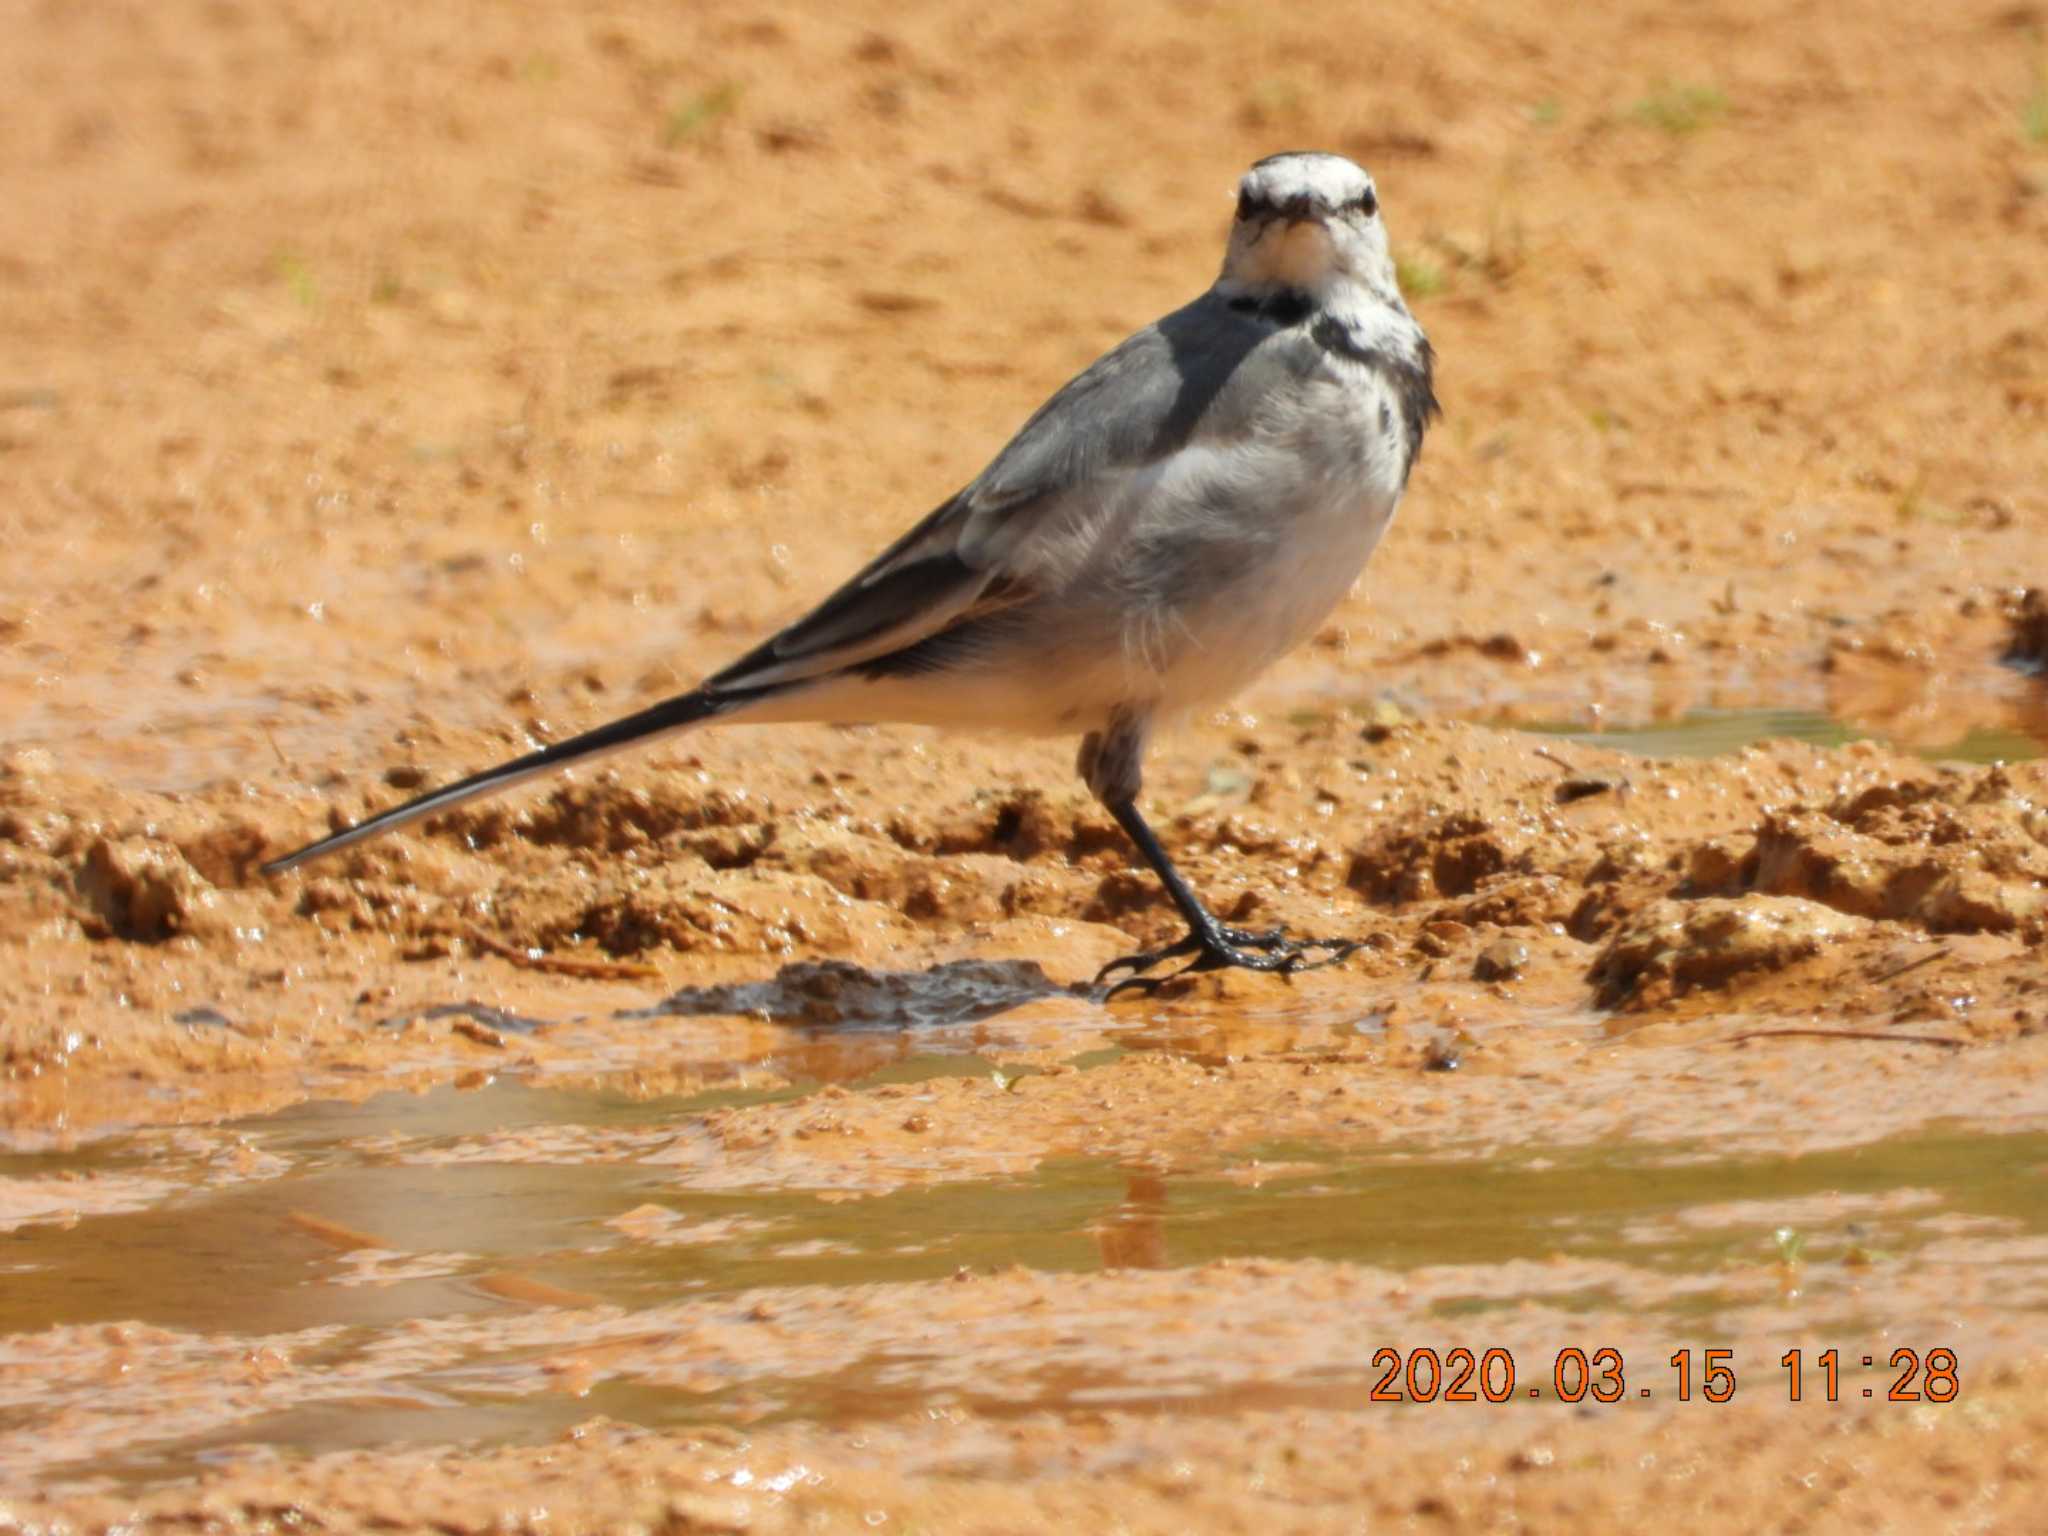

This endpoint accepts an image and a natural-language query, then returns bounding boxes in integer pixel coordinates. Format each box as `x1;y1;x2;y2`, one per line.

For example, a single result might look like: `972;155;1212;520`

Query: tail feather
262;686;741;875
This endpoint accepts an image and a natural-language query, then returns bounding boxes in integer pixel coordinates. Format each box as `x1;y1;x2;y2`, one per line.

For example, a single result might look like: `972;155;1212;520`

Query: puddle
3;1077;2045;1489
1526;706;2044;763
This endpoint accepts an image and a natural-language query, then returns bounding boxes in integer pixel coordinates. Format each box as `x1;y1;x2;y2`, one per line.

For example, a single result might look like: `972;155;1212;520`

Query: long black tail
262;686;742;875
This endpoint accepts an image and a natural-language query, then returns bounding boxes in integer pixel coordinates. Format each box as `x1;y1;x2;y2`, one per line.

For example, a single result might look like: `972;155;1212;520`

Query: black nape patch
1227;288;1315;327
1310;317;1442;483
1307;314;1373;364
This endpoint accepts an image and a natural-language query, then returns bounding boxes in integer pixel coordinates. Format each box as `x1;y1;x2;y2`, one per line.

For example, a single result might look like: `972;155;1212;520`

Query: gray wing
708;290;1270;693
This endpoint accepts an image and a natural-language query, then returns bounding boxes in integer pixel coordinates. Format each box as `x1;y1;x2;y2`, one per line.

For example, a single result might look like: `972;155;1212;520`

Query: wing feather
707;294;1270;694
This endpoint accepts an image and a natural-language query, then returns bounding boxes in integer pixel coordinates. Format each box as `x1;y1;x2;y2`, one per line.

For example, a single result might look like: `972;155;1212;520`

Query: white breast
1142;368;1410;711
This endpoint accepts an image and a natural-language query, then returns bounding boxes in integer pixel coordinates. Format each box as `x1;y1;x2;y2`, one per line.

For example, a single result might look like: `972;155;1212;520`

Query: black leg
1094;798;1362;998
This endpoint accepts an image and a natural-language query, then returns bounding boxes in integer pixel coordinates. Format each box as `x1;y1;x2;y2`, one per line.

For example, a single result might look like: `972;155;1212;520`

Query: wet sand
3;0;2046;1527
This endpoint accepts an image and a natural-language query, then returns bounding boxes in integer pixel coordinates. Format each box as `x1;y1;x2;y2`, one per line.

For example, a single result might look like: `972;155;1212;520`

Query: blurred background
5;4;2048;1512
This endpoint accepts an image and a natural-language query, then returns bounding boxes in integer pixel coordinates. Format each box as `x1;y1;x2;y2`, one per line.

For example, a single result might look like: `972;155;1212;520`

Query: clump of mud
8;720;2045;1041
1591;894;1868;1007
71;838;226;942
1325;724;2045;1023
2006;587;2048;672
633;957;1066;1025
1741;786;2046;937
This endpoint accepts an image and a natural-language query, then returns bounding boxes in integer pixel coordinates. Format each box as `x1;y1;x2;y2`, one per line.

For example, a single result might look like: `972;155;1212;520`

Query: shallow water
5;1075;2043;1488
1529;707;2045;764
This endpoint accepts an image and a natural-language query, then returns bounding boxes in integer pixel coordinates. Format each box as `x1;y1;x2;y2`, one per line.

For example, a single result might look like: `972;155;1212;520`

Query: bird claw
1095;924;1362;999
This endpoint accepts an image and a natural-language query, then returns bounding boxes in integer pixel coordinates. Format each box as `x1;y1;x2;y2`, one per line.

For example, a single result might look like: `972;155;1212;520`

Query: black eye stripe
1235;186;1378;220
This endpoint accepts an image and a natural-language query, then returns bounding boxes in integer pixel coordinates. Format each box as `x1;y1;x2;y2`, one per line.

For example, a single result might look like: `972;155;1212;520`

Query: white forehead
1239;152;1373;208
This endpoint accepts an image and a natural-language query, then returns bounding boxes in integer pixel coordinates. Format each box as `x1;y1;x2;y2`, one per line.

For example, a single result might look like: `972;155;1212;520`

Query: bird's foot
1096;922;1362;999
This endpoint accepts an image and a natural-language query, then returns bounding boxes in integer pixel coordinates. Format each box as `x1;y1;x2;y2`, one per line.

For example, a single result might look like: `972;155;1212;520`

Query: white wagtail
265;151;1438;994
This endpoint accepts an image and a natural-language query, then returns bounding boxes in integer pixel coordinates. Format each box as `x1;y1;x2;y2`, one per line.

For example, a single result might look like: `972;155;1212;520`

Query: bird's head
1220;151;1399;306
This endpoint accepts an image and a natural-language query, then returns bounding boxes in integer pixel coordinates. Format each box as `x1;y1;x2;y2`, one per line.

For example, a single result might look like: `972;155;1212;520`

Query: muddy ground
3;0;2048;1528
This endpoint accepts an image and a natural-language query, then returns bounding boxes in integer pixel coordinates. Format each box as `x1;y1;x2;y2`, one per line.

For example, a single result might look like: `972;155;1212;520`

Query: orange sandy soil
4;0;2048;1527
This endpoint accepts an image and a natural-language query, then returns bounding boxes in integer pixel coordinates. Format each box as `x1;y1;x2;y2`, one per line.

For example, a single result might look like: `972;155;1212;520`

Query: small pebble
1473;937;1530;982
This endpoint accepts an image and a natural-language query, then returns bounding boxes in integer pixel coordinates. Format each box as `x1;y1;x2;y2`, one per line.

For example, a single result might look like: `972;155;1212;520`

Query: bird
264;150;1439;995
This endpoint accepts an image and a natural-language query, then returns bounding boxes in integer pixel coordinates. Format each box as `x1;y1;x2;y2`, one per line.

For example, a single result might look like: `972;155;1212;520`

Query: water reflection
4;1077;2044;1488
